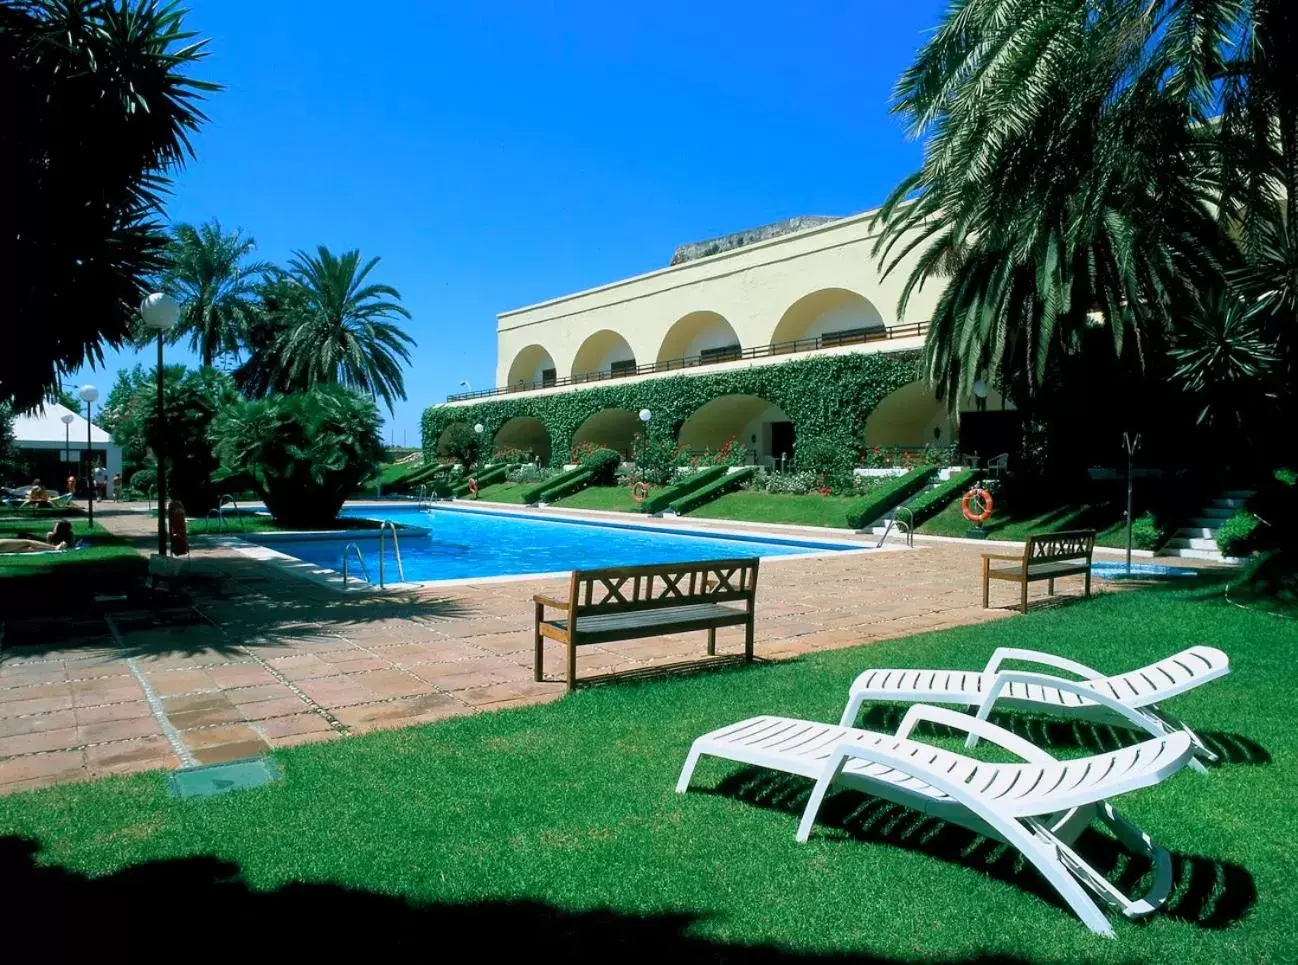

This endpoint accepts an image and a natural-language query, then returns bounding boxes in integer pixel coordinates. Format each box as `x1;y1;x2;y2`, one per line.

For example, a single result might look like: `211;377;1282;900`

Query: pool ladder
379;520;405;586
876;505;914;549
204;494;241;533
341;542;370;587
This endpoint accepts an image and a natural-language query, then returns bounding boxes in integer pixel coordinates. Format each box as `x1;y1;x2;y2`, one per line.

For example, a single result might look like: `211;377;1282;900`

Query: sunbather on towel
1;521;75;554
20;479;52;508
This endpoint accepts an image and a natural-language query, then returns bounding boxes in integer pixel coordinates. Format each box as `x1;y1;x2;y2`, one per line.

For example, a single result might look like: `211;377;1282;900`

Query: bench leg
1020;580;1030;614
567;636;577;693
744;615;755;662
533;603;544;682
707;627;716;656
1084;568;1092;599
1048;577;1055;597
981;558;990;609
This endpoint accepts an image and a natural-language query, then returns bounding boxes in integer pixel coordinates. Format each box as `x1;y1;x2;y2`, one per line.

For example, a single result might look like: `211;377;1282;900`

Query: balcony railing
446;320;929;402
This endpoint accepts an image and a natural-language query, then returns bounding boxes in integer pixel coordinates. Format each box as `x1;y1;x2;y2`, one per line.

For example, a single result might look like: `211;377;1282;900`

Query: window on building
540;368;556;387
609;359;637;377
699;344;742;363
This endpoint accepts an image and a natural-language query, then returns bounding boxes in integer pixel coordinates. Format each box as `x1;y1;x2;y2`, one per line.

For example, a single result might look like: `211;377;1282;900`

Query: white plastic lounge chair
677;697;1196;937
839;646;1229;772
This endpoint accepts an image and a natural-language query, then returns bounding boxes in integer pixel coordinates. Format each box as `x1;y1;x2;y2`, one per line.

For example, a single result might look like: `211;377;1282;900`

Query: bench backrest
569;558;759;616
1024;529;1096;566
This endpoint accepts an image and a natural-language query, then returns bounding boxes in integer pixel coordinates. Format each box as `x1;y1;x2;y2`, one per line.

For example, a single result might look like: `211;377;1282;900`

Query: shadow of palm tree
703;770;1255;932
0;835;1036;963
853;705;1271;767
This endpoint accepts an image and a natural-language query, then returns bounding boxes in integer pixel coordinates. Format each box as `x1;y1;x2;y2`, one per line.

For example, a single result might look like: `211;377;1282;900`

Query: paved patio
0;503;1107;794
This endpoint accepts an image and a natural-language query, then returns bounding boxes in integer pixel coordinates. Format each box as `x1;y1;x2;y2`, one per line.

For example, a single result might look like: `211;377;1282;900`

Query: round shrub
1215;509;1259;558
129;467;156;496
210;385;384;528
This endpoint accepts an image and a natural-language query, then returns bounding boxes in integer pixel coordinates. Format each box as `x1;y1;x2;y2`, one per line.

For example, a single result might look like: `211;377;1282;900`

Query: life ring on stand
960;488;994;524
168;501;189;556
631;480;649;504
467;478;479;497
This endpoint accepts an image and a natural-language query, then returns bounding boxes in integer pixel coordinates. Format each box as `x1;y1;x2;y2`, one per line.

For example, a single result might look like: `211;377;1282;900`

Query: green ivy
422;352;922;468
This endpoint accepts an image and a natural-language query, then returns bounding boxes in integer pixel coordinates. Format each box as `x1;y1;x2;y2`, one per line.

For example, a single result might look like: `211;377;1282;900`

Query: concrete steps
1161;490;1254;560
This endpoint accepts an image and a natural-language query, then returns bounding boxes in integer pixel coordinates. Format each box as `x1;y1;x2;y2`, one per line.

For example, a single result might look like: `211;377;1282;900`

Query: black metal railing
447;320;929;402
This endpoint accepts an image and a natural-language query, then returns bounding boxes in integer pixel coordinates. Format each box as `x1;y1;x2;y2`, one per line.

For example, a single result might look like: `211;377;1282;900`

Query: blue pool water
249;505;860;583
1091;560;1198;580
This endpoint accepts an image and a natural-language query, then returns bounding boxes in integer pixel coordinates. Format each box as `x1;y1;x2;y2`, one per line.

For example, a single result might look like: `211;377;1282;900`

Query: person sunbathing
21;479;52;508
0;521;75;554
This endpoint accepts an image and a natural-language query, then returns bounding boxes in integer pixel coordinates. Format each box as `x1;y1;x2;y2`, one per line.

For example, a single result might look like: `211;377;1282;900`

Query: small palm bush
210;386;384;527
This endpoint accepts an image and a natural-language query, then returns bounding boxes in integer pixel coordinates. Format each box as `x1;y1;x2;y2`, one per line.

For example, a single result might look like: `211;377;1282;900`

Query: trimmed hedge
452;463;508;498
1215;509;1259;558
844;465;939;529
522;465;589;504
538;469;594;502
905;469;977;527
641;466;728;515
672;467;758;515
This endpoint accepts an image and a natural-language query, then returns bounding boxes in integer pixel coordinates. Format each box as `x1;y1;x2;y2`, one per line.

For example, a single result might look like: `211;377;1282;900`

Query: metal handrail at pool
379;520;405;586
341;542;370;587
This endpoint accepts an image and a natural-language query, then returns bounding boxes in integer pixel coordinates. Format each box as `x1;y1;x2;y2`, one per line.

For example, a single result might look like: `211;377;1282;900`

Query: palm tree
873;0;1235;406
161;220;269;367
269;246;415;410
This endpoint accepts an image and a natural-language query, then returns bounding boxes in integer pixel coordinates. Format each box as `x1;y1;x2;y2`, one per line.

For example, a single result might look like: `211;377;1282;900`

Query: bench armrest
533;594;570;609
981;553;1023;562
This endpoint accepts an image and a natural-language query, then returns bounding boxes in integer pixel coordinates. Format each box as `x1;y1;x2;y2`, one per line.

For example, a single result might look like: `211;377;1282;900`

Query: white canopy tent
10;402;122;497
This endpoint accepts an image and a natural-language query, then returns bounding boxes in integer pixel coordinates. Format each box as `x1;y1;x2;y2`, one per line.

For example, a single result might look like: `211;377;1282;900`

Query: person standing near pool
66;472;77;496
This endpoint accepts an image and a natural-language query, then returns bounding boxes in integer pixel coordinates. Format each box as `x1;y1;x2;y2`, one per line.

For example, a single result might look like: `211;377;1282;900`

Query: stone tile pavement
0;504;1112;794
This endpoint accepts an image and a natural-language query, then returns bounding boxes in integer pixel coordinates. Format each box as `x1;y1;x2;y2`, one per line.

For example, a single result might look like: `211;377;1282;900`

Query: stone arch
571;330;637;380
657;311;742;366
771;288;885;347
492;416;551;464
863;381;953;448
506;344;557;387
570;408;641;459
677;395;792;468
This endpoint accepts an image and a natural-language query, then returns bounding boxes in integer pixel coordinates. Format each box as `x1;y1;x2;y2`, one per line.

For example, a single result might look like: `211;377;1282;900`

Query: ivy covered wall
421;351;923;466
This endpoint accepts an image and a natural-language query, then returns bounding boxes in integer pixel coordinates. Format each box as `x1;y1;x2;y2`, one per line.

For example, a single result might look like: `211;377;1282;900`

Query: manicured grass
472;482;531;504
185;513;391;536
688;490;862;528
4;581;1287;959
919;498;1138;548
0;519;145;612
552;484;660;513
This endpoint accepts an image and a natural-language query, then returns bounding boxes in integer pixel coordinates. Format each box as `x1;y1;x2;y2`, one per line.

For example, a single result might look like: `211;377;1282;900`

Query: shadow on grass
0;835;1033;963
705;771;1255;932
854;706;1271;768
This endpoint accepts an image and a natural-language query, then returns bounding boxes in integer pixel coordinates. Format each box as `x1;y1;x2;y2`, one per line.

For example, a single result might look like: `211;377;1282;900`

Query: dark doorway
770;421;796;465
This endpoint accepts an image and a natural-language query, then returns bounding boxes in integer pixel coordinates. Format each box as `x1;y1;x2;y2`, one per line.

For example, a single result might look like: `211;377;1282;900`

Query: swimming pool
1091;560;1199;580
246;505;865;584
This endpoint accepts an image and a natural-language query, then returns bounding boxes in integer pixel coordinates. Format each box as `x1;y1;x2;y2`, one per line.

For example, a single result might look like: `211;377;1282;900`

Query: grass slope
2;581;1290;960
689;491;861;528
919;498;1137;547
553;484;661;513
472;482;530;504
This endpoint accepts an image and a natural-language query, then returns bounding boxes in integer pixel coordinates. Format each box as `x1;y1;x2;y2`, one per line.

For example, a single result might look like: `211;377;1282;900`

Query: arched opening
506;345;558;388
771;288;885;349
492;416;551;464
677;395;793;468
571;330;637;380
657;311;742;368
863;382;953;448
570;408;641;459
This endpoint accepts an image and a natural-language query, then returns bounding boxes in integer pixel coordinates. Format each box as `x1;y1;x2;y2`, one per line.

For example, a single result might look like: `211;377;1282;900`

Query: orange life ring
168;507;189;556
961;488;994;524
467;477;479;496
631;480;649;504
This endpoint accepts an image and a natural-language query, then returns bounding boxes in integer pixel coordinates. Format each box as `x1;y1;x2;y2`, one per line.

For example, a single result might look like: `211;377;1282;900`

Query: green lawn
918;498;1141;548
185;513;392;536
552;484;661;513
688;490;860;528
3;581;1288;960
0;518;145;612
472;481;531;504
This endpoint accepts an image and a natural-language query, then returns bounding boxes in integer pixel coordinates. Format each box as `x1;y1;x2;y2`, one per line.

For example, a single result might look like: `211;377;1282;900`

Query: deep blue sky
72;0;946;444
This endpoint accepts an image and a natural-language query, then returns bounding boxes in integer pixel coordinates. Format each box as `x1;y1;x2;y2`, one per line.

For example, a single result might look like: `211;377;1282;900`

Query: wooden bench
534;558;759;691
982;529;1095;613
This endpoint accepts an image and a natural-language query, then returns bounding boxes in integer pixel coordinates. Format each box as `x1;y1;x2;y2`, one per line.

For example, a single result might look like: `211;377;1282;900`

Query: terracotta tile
333;693;461;730
84;736;177;775
427;670;505;692
0;682;72;703
192;740;271;765
253;713;334;740
348;669;427;698
0;694;75;718
143;670;216;697
76;717;161;745
239;697;310;721
71;681;144;708
294;677;376;708
206;665;280;689
164;694;243;730
267;729;340;749
224;683;296;705
75;701;153;726
181;723;267;751
0;709;77;738
0;727;80;757
0;751;85;786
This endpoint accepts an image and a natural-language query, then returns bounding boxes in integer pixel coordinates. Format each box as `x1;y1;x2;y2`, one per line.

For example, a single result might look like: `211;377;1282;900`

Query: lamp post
78;385;99;527
61;412;75;479
140;293;180;556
